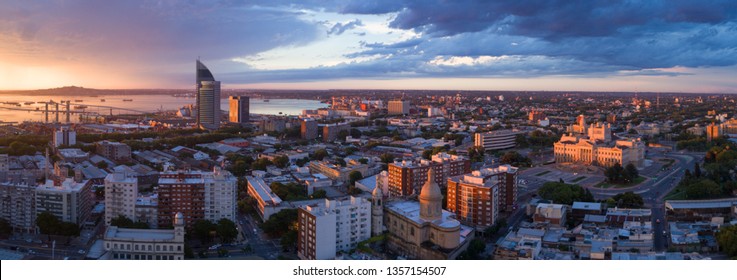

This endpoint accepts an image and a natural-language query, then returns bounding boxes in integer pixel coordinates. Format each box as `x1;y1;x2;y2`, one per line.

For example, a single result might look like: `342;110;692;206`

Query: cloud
2;0;737;90
327;19;363;36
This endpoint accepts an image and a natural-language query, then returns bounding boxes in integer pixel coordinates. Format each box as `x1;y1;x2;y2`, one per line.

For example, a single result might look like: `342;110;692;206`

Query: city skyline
1;1;737;93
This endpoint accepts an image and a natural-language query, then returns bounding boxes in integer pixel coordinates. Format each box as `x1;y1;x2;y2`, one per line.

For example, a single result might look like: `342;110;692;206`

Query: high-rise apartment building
96;141;132;162
447;165;518;230
706;122;722;142
388;153;470;196
53;127;76;148
300;118;318;140
228;96;249;124
35;178;93;225
322;122;350;142
388;100;410;115
104;172;138;225
0;176;37;232
297;196;371;260
196;60;221;130
157;168;236;228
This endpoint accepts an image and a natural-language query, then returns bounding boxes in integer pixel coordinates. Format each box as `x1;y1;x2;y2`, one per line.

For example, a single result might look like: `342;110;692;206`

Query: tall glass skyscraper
196;60;221;130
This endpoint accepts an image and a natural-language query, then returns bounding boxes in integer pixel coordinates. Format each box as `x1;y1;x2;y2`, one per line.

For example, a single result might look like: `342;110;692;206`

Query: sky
1;0;737;93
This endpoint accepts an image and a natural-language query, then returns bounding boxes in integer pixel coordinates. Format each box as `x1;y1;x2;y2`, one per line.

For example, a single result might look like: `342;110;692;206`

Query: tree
193;220;217;243
349;171;364;186
625;163;639;180
456;239;486;260
313;149;328;161
311;189;327;199
251;158;272;171
716;225;737;259
537;182;594;205
36;212;60;235
261;209;298;238
35;212;79;237
216;219;238;244
110;215;149;229
337;130;350;141
611;192;644;208
273;155;290;168
281;229;298;252
350;128;362;138
0;218;12;237
358;158;369;164
97;161;109;169
467;146;485;163
694;162;702;178
379;153;395;164
685;179;722;199
500;151;531;167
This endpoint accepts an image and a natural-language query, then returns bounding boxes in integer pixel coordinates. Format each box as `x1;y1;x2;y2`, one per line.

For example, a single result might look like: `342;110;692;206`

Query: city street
236;213;281;260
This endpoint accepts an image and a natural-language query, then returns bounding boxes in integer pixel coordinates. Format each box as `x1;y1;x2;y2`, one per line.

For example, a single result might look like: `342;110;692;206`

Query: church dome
419;168;442;201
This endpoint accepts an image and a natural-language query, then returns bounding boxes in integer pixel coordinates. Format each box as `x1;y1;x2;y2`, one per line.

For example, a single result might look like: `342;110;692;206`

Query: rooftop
665;198;737;210
105;226;176;241
246;176;282;205
386;200;460;229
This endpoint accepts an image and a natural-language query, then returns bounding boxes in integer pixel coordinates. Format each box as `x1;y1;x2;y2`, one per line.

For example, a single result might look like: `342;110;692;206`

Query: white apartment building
35;178;93;225
104;172;138;225
0;179;36;232
202;168;237;223
297;196;372;260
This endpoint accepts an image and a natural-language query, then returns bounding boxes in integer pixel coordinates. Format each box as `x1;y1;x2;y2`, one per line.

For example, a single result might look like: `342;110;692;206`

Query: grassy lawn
595;176;647;189
535;170;551;176
571;176;586;183
664;186;688;200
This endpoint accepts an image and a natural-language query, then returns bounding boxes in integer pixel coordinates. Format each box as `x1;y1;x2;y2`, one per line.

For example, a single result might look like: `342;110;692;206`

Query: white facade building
297;196;372;260
104;172;138;225
203;168;237;222
103;212;185;260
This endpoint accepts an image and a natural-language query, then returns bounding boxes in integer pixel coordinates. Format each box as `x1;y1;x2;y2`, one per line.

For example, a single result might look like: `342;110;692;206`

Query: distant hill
0;86;190;96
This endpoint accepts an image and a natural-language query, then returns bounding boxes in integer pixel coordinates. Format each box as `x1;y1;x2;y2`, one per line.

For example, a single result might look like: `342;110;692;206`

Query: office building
103;212;185;260
196;60;221;130
104;172;138;226
297;196;371;260
388;153;470;197
706;122;722;142
35;178;93;225
383;169;473;259
474;130;522;151
300;118;318;140
388;100;410;115
96;141;132;162
446;165;518;230
228;96;250;124
322;122;350;142
53;127;76;148
157;168;236;228
528;110;546;122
